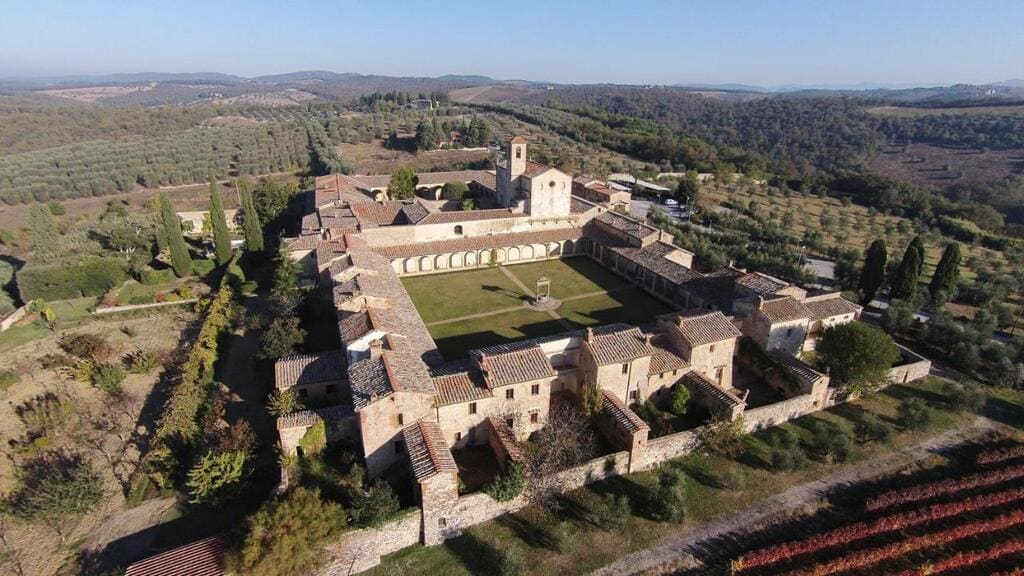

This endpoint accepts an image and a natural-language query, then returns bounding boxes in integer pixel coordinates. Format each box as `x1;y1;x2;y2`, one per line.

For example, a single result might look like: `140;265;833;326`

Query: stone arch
404;258;417;274
547;242;561;257
465;251;477;266
435;254;448;270
450;252;464;268
419;255;433;272
563;240;576;255
507;246;520;262
521;244;535;260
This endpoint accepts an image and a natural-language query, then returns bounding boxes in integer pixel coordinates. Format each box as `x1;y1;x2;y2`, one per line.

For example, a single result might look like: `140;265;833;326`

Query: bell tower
508;135;527;177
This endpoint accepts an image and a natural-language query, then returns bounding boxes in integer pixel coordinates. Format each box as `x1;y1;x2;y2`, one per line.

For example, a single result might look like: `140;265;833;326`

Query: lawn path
425;286;635;327
499;265;575;330
590;415;1002;576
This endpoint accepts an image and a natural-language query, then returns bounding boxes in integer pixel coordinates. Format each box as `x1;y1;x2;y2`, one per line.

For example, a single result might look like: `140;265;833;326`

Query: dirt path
425;286;634;327
590;415;1002;576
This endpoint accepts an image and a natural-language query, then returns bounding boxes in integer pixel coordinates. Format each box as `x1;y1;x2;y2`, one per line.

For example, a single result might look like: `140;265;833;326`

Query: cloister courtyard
401;257;672;359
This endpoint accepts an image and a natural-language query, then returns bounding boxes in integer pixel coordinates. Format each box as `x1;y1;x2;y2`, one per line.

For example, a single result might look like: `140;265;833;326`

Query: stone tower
508;135;527;177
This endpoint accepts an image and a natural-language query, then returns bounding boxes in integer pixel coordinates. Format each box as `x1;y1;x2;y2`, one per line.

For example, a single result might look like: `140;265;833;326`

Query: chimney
585;327;594;341
369;338;384;360
644;333;652;347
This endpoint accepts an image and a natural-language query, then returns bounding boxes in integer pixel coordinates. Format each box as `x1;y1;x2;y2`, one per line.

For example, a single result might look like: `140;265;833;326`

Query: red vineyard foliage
732;486;1024;573
978;445;1024;465
890;538;1024;576
780;508;1024;576
866;463;1024;511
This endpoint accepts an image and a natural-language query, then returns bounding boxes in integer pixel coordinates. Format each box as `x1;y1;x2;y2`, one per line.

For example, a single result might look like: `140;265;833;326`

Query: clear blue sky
1;0;1022;87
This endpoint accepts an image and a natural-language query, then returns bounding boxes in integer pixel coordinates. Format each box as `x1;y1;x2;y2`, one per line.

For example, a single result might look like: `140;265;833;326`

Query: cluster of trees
0;123;310;204
410;115;493;151
305;120;352;176
354;90;450;112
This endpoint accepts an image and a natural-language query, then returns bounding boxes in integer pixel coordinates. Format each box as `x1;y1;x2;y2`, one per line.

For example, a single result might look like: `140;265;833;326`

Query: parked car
664;198;679;206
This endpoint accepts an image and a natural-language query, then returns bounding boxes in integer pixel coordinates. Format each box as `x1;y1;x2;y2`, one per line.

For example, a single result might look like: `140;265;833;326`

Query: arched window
454;225;463;235
515;146;522;159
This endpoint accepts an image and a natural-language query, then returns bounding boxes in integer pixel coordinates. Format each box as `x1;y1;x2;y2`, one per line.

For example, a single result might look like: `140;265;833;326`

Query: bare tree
522;402;598;509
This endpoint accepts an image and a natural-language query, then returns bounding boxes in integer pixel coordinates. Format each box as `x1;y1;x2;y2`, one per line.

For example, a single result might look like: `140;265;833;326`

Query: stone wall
743;394;820;432
888;346;932;385
317;510;422;576
636;428;702;470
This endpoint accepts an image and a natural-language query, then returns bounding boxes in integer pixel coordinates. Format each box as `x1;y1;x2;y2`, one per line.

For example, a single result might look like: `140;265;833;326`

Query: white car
664;198;679;206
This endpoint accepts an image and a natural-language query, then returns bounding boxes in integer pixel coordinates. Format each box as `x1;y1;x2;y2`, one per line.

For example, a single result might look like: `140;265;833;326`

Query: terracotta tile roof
601;389;649;433
416;208;519;225
758;296;811;323
475;346;554;388
373;227;582;260
681;268;743;308
523;161;556;178
348;354;392;410
769;350;827;388
802;293;861;320
487;417;527;464
125;536;226;576
648;334;690;375
510;135;527;144
682;371;745;409
274;351;346;389
432;370;492;406
315;239;348;268
593;211;660;243
284;235;322;251
276;404;354;430
670;310;742;346
349;170;496;190
349;201;406;227
583;324;653;365
300;212;321;234
403;420;458;481
338;309;373;344
736;271;790;296
609;242;701;284
400;202;430;223
570;196;601;215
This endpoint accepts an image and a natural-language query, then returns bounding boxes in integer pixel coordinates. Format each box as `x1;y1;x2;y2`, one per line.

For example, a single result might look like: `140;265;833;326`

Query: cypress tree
238;179;264;252
857;239;887;305
158;193;192;278
929;242;961;298
208;176;232;265
890;236;925;301
27;203;61;264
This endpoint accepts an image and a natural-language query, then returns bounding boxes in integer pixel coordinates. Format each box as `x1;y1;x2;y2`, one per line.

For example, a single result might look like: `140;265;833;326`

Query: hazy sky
1;0;1022;86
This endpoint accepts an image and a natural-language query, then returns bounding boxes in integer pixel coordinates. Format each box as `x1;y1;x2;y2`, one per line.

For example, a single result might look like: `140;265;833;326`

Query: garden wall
743;394;820;432
636;428;702;470
887;346;931;385
317;510;422;576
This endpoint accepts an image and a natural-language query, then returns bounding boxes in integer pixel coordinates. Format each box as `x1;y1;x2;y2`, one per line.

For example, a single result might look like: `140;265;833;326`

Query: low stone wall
888;346;932;385
636;428;702;470
92;299;198;315
743;394;820;432
0;306;27;331
317;510;422;576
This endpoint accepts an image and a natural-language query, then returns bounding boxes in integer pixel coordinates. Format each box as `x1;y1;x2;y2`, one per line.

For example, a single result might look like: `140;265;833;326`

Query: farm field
402;257;667;360
363;377;1024;576
866;141;1024;194
867;104;1024;118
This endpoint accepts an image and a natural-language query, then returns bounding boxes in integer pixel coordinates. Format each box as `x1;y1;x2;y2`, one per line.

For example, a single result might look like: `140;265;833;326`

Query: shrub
719;467;747;491
0;369;19;391
191;259;216;278
809;420;854;463
138;267;176;286
351;481;400;528
257;316;305;360
943;381;986;413
818;322;900;393
484;462;526;502
266;389;304;417
699;416;747;458
230;487;345;576
498;547;524;576
669;382;691;415
298;421;327;457
854;412;892;443
441;180;469;201
898;397;933;430
17;257;128;301
16;392;70;439
651;468;688;522
91;362;126;395
239;280;258;295
3;450;103;527
770;429;808;471
40;353;75;370
187;450;249;504
594;493;630;533
124;349;159;374
59;332;111;361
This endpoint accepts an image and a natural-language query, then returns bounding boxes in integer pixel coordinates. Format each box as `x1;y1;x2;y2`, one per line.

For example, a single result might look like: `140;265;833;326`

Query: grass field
402;257;669;359
364;377;1024;576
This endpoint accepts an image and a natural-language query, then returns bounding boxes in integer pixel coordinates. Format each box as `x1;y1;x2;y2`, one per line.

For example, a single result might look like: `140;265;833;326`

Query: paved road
590;415;1002;576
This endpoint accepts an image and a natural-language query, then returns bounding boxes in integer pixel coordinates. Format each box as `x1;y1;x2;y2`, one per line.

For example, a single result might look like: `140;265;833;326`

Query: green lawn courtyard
401;257;672;359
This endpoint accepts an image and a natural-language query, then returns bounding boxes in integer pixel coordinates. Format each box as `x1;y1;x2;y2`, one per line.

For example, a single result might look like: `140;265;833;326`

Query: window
469;402;477;415
454;225;463;235
709;344;716;353
629;389;639;401
621;363;629;375
455;432;462;442
672;369;678;376
530;412;539;424
715;366;725;384
506;388;515;400
786;327;794;337
394;440;404;454
325;385;336;394
505;417;514;428
515;147;522;159
531;384;540;395
397;413;404;426
299;388;309;398
438;517;447;528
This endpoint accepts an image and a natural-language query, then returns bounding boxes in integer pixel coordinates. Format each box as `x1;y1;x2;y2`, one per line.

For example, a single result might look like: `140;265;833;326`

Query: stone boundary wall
888;345;932;385
743;394;820;432
92;299;198;315
0;305;27;332
317;510;422;576
636;428;702;471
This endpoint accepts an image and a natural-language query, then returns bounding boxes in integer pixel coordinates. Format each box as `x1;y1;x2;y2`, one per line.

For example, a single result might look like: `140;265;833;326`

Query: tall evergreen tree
929;242;961;298
208;176;232;265
857;239;887;305
27;203;61;264
890;236;925;301
157;193;192;278
238;179;264;252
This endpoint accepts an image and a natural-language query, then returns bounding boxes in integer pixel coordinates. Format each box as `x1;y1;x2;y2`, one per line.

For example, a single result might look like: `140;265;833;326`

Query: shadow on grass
446;531;509;575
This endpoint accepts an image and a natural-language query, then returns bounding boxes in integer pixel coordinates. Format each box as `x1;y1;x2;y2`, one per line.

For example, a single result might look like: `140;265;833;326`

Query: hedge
139;267;176;286
17;257;128;301
191;259;217;278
